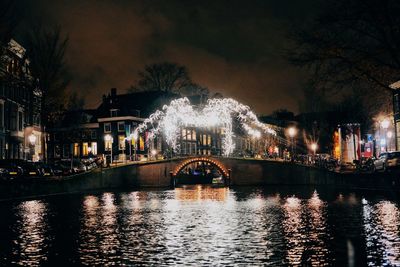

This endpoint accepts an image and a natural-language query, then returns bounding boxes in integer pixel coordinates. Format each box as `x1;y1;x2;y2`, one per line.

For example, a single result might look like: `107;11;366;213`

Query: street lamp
28;133;37;145
310;143;318;155
381;119;390;152
104;134;113;165
151;149;157;160
387;131;393;151
287;126;297;161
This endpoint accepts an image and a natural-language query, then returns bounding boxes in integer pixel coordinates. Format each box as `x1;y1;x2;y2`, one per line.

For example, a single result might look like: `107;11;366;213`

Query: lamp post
381;119;390;152
387;131;393;152
104;134;113;165
151;149;157;160
28;133;37;161
287;126;297;161
311;142;318;155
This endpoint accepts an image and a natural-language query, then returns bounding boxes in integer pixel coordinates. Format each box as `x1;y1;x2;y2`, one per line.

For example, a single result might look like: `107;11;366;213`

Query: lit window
118;135;126;150
91;142;97;155
82;142;89;156
73;143;80;156
104;139;112;151
139;136;144;151
104;123;111;133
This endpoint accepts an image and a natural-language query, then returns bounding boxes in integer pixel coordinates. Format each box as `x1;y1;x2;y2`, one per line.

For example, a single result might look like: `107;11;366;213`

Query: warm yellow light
287;127;297;138
310;143;318;153
381;119;390;129
104;134;113;142
28;134;37;145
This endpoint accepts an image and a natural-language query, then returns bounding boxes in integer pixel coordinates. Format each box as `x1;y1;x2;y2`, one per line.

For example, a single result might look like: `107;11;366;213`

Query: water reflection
363;199;400;266
13;200;49;266
283;191;330;266
1;187;400;265
283;196;305;266
174;185;229;201
307;191;330;266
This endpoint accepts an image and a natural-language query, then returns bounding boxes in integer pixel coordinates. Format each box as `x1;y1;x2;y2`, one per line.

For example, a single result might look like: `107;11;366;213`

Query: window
18;111;23;131
73;143;80;156
104;137;113;151
118;135;126;150
118;122;125;132
82;142;89;156
0;102;3;128
63;144;70;158
139;136;144;151
91;142;97;155
91;130;97;139
104;123;111;133
110;109;118;117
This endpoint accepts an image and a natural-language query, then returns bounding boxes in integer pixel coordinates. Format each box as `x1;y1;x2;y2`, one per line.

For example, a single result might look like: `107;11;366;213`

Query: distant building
390;80;400;150
47;89;180;161
47;88;283;161
0;39;42;160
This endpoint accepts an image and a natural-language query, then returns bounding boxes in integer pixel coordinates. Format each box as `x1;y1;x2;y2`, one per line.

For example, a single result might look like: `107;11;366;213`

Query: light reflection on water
1;186;400;265
363;199;400;266
13;200;49;266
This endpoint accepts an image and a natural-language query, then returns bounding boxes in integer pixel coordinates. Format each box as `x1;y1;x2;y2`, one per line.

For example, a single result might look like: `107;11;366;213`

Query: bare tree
290;0;400;92
289;0;397;132
25;25;70;161
131;62;192;93
25;25;70;127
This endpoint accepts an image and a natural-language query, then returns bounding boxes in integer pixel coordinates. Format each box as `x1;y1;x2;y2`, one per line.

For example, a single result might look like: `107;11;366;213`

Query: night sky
19;0;319;114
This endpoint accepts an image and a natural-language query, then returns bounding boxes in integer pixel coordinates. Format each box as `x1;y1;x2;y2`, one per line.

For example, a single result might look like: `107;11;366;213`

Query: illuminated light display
172;157;229;177
131;97;276;156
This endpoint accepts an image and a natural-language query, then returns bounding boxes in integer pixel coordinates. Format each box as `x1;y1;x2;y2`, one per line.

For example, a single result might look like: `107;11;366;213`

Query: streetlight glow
310;143;318;154
28;133;37;145
381;119;390;129
287;126;297;138
387;131;393;139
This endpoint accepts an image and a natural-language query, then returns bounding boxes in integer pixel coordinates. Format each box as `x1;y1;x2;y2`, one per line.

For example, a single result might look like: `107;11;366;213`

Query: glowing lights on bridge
172;157;229;177
131;97;276;156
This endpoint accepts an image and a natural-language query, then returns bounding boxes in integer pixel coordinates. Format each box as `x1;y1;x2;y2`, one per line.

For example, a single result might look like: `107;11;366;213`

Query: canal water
0;186;399;266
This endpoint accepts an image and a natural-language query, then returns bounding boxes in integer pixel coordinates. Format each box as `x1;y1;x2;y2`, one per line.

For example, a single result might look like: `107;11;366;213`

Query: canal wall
1;158;400;200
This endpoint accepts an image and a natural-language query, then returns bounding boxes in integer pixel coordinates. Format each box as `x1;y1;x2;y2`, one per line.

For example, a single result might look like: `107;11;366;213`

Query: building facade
0;39;42;161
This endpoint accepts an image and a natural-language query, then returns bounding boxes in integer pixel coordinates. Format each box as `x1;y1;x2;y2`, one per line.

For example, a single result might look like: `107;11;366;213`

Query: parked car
50;162;72;176
0;160;24;179
373;152;400;172
23;162;43;177
35;163;54;177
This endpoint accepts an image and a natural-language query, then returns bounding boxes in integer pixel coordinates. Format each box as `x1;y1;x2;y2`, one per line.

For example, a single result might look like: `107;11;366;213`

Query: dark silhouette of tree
25;25;70;161
25;25;70;127
130;62;192;93
290;0;400;92
290;0;396;132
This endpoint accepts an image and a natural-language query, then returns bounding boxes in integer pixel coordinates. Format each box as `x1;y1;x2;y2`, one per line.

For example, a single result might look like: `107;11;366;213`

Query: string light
131;97;276;156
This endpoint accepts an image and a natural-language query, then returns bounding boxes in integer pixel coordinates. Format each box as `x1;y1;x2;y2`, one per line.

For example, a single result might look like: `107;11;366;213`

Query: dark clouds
21;0;318;114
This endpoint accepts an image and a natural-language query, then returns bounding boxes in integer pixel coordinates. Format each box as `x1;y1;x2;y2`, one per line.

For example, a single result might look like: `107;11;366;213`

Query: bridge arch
172;157;229;178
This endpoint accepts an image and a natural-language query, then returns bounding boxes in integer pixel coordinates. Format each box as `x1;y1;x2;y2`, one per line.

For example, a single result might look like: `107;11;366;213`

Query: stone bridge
132;156;335;187
2;156;400;200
